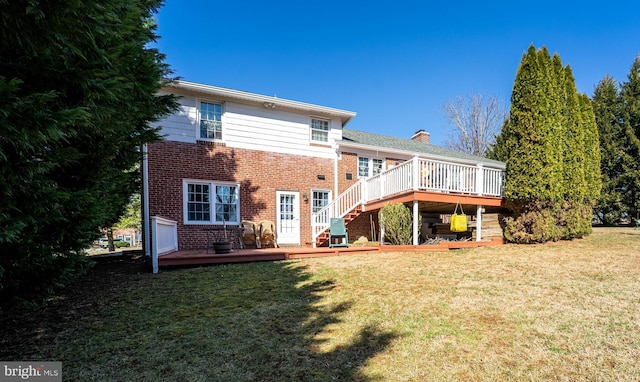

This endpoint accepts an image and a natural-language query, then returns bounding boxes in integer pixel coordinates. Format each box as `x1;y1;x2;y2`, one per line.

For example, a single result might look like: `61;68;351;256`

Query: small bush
379;203;420;245
503;201;561;243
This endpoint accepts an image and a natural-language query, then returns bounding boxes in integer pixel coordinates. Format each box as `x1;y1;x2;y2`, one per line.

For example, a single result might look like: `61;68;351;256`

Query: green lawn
22;228;640;380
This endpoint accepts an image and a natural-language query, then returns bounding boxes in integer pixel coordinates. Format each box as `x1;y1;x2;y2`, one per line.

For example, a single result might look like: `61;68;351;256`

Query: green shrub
379;203;420;245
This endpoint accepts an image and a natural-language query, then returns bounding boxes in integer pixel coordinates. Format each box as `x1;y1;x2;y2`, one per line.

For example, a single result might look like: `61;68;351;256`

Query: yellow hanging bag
450;201;468;232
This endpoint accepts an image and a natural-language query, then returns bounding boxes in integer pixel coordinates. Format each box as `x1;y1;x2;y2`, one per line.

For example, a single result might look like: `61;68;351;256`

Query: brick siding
147;140;336;249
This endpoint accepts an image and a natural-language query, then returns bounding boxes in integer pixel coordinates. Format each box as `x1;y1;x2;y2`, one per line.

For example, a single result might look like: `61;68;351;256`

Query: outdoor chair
239;220;258;249
257;220;278;248
328;218;349;248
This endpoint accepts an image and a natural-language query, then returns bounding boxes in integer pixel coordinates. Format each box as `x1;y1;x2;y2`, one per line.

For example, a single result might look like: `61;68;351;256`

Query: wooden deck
158;238;504;268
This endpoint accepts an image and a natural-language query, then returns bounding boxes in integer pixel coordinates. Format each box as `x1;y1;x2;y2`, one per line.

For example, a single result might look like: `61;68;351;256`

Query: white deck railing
311;156;505;245
312;181;362;242
151;216;178;273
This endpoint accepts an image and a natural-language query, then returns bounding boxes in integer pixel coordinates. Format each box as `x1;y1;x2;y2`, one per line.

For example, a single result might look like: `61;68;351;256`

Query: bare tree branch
441;94;507;157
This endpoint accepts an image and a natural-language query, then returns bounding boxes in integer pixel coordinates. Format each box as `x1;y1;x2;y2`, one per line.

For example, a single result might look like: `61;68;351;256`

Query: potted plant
213;220;232;254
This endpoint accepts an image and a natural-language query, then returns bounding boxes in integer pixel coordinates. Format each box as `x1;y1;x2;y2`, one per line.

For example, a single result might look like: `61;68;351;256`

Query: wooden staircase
315;205;363;247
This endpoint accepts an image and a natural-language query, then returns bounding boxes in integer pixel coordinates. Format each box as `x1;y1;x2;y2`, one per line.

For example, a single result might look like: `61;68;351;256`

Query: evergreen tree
619;56;640;224
579;94;602;206
592;76;626;224
561;66;586;202
0;1;177;304
494;45;600;243
502;45;563;203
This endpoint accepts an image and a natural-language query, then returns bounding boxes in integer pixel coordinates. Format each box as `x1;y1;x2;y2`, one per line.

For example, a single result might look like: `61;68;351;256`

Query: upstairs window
311;118;329;143
373;159;384;175
358;157;385;178
200;101;223;140
358;157;370;177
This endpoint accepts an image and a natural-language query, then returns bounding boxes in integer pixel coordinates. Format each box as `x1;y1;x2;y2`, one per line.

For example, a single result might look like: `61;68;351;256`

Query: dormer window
311;118;329;143
199;101;223;140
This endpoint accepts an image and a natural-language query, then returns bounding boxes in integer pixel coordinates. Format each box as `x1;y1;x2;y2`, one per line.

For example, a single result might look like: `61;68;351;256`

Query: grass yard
2;228;639;381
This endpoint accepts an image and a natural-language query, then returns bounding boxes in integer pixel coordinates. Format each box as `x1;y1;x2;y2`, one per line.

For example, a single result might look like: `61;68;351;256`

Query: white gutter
142;143;151;260
333;144;339;203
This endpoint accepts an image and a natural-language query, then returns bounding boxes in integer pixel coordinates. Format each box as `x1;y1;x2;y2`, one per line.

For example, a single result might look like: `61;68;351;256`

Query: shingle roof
341;129;505;167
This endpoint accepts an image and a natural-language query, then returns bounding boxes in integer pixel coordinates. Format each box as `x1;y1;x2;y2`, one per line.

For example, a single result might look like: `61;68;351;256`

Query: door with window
276;191;300;244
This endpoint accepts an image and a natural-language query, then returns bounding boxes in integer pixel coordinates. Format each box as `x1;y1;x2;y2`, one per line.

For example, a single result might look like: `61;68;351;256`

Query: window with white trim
199;101;223;140
312;189;331;225
372;158;383;175
358;157;369;177
358;157;384;178
184;181;239;224
312;190;331;213
311;118;329;143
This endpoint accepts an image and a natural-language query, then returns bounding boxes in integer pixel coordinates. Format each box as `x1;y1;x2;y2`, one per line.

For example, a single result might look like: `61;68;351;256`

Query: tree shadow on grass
35;258;398;381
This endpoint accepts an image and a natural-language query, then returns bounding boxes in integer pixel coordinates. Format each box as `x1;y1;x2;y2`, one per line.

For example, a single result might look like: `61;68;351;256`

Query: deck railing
312;181;362;242
311;156;505;245
151;216;178;273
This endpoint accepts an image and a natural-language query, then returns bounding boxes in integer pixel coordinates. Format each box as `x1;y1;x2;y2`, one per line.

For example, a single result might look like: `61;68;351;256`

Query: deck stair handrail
311;156;505;246
312;180;363;245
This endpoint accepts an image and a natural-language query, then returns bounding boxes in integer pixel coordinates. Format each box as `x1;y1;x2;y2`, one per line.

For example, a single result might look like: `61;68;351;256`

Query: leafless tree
441;94;507;157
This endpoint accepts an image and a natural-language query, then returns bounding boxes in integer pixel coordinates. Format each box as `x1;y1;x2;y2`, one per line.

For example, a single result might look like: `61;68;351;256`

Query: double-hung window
199;101;223;140
312;190;331;225
358;157;370;177
184;180;239;224
372;159;383;175
358;157;384;178
311;118;329;143
312;190;331;213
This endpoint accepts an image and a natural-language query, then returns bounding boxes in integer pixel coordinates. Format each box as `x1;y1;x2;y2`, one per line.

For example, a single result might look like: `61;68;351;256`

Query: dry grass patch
301;227;640;381
3;228;638;381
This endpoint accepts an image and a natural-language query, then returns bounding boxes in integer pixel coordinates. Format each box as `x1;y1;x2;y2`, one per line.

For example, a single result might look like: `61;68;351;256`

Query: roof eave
167;80;357;125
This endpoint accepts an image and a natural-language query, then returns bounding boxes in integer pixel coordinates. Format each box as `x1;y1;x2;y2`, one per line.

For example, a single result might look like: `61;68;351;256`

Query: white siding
153;95;198;143
153;94;340;159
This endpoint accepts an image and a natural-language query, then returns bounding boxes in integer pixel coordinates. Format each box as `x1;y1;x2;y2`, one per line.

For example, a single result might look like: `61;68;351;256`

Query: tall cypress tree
580;93;602;206
494;45;600;243
503;45;563;203
562;66;586;202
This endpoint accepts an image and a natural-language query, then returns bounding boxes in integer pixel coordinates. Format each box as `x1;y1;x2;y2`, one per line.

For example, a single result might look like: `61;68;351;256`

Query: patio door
276;191;300;245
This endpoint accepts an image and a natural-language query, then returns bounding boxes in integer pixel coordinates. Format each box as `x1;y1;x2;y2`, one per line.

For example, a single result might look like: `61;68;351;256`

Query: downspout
142;143;151;259
334;145;339;203
412;156;420;246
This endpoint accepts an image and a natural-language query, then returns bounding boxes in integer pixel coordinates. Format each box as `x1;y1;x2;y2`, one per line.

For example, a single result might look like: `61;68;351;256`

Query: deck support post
476;204;483;242
413;200;419;245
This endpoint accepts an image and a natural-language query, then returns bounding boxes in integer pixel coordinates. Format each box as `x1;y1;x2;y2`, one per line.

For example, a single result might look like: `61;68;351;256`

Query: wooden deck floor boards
158;238;504;268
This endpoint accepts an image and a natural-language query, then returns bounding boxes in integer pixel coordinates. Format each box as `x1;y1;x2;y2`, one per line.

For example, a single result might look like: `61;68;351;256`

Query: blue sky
155;1;640;146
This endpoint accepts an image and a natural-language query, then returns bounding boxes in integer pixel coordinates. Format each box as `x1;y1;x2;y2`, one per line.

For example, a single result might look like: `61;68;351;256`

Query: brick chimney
411;129;430;144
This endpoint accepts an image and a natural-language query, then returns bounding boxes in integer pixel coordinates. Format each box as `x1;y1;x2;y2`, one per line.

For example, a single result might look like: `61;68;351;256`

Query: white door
276;191;300;244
